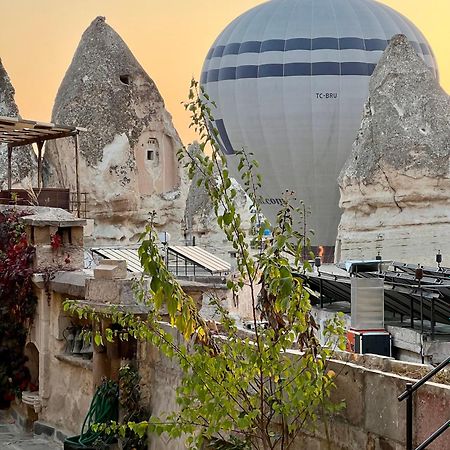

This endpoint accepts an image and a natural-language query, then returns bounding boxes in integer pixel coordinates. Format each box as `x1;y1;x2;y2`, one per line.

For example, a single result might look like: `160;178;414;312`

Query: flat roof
0;116;82;147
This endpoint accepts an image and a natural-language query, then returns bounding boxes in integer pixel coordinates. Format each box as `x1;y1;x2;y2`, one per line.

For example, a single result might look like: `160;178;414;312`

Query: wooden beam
74;133;81;218
36;141;44;189
6;130;78;147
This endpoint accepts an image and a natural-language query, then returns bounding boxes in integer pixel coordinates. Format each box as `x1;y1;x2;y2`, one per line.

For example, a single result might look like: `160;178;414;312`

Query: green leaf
94;333;103;347
223;212;233;225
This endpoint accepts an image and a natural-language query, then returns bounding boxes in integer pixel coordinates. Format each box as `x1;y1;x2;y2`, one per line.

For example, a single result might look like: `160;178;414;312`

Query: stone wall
139;330;450;450
137;331;185;450
28;289;93;436
291;356;449;450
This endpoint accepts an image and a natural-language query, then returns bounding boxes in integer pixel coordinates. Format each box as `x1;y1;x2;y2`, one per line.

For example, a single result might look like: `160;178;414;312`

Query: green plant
0;208;37;407
118;365;150;450
65;79;345;450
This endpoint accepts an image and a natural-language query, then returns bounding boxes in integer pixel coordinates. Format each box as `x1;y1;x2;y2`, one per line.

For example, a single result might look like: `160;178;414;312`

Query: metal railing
398;356;450;450
69;192;88;218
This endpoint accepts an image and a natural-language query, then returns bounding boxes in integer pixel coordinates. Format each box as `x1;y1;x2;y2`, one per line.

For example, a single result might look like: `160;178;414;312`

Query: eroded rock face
45;17;187;244
337;35;450;265
0;59;36;189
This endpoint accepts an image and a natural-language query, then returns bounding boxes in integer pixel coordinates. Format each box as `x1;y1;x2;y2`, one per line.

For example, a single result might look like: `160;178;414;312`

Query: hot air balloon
201;0;438;261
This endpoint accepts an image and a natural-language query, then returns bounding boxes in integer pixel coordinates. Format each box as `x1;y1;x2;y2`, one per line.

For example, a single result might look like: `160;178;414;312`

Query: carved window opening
120;74;131;85
56;227;72;245
146;138;159;163
148;138;159;148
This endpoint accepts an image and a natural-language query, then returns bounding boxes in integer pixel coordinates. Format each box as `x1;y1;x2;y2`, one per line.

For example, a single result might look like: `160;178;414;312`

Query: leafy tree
66;79;345;450
0;208;37;407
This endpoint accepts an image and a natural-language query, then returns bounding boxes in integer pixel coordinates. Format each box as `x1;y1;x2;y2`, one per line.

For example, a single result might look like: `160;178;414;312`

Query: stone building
7;205;237;440
2;205;448;450
337;35;450;265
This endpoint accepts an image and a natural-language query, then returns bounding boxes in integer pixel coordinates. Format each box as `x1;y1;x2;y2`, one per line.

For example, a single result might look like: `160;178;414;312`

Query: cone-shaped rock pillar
45;17;187;244
337;35;450;265
0;59;36;189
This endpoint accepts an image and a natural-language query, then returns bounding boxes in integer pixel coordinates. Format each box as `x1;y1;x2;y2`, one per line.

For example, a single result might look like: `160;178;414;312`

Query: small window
57;227;72;245
147;150;154;161
120;74;131;85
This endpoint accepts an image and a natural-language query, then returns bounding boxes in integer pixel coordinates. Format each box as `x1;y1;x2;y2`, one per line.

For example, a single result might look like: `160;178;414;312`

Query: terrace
0;115;86;216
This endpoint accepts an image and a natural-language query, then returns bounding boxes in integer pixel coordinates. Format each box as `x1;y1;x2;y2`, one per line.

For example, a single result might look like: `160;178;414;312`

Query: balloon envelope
201;0;437;258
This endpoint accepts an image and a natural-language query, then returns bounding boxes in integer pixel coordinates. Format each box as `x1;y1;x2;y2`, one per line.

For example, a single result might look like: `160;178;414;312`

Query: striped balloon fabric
201;0;437;254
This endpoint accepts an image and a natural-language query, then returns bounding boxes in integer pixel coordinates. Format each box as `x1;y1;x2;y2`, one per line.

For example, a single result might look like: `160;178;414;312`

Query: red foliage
0;209;37;407
50;233;62;250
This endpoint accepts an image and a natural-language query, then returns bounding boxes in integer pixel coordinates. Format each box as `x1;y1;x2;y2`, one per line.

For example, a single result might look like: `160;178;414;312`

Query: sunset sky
0;0;449;144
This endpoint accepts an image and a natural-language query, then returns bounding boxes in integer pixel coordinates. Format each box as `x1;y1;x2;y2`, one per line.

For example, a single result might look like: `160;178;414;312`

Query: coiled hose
64;379;119;449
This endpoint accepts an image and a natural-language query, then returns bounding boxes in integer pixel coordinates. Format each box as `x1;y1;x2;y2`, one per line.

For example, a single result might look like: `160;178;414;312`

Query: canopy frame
0;116;85;216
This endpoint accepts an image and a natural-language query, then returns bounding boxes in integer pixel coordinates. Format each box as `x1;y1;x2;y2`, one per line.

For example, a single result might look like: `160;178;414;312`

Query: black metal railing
398;356;450;450
69;192;88;218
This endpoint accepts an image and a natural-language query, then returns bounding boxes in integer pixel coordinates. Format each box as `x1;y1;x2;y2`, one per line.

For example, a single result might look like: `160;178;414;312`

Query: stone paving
0;411;62;450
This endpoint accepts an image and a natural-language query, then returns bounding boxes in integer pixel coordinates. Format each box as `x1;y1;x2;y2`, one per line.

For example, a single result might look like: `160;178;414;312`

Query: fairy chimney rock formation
45;17;187;244
0;59;36;189
337;34;450;265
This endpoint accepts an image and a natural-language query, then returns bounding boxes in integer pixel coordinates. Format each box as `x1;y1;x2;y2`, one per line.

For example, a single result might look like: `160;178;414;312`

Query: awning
91;245;231;276
167;245;231;274
0;116;81;147
0;116;85;216
91;247;142;273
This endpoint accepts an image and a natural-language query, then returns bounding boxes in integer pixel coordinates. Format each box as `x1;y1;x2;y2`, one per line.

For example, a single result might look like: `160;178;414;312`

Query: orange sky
0;0;449;144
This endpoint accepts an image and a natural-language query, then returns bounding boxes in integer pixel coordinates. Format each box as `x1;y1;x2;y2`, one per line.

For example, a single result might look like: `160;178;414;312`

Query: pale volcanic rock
45;17;187;244
337;35;450;265
0;59;36;189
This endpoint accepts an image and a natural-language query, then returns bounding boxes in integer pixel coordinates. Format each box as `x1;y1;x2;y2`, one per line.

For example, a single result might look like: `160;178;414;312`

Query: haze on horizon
0;0;449;144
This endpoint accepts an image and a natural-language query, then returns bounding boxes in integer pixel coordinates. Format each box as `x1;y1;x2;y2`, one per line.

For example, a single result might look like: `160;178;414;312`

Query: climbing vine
0;208;37;408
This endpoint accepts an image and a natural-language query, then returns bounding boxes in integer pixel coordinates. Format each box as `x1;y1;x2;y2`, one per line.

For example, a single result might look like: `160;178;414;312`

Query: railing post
406;382;413;450
430;297;435;339
37;141;44;189
74;133;81;218
419;284;423;335
319;277;323;308
410;296;414;329
7;144;12;191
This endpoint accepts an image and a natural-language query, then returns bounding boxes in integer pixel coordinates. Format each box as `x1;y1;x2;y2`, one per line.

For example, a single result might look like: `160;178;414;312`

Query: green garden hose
64;379;119;449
